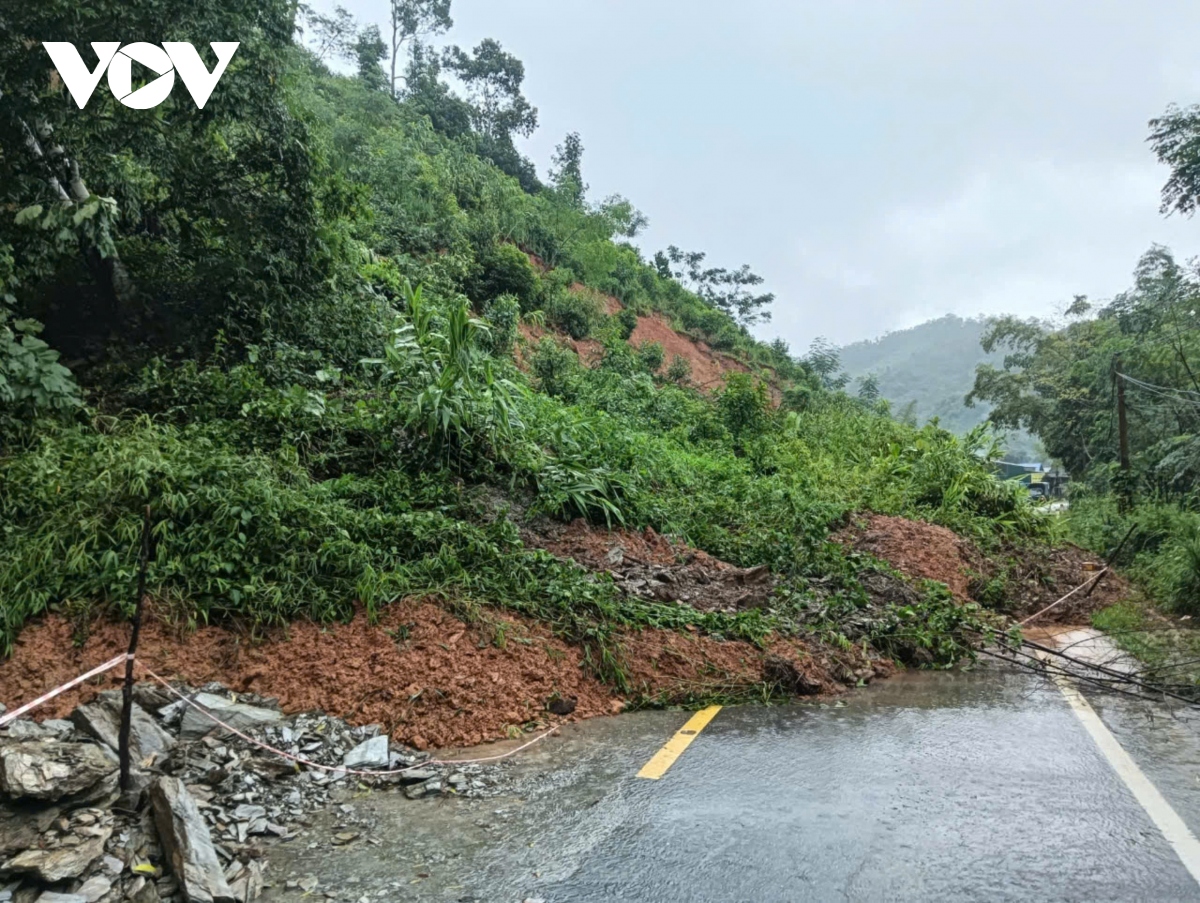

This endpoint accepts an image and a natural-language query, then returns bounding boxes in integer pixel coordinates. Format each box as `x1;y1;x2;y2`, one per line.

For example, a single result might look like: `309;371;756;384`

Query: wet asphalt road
262;663;1200;902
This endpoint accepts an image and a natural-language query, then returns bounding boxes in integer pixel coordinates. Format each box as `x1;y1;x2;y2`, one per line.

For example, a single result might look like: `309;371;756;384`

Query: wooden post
119;506;152;792
1114;354;1132;513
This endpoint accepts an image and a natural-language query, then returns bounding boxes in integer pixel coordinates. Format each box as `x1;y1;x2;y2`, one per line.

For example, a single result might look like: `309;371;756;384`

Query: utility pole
1114;354;1132;513
119;506;153;792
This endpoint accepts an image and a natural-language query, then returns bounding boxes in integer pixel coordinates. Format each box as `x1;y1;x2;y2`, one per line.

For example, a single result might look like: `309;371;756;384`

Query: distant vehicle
993;460;1069;499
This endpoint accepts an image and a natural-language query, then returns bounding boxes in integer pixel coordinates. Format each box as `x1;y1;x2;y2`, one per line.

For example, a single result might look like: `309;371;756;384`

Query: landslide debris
526;518;774;613
0;680;502;903
833;512;1130;624
834;513;979;600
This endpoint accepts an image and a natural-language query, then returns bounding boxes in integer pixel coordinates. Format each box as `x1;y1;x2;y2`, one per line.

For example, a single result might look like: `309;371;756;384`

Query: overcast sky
320;0;1200;347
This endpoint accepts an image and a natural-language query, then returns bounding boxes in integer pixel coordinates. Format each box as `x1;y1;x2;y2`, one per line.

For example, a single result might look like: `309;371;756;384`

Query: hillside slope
839;315;1041;459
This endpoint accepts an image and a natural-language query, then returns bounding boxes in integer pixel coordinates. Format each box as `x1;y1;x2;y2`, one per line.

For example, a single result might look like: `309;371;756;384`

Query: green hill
839;315;1042;460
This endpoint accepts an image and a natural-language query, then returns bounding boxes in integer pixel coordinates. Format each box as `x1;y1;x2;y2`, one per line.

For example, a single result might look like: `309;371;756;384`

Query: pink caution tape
0;653;128;728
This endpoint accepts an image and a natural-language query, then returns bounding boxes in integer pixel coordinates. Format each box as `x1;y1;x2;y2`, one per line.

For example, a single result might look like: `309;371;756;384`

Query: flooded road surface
261;663;1200;902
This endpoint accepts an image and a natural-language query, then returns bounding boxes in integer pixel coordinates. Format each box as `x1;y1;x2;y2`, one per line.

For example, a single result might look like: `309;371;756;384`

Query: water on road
262;662;1200;902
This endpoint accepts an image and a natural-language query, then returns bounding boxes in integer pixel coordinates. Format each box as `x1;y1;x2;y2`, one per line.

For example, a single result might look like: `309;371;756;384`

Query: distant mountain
838;314;1042;460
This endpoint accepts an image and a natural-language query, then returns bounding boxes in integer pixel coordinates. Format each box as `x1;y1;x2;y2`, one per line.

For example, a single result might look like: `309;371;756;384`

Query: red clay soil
835;513;977;600
629;313;750;391
534;520;683;567
619;630;842;702
833;513;1131;623
0;603;621;751
0;600;844;750
517;323;604;366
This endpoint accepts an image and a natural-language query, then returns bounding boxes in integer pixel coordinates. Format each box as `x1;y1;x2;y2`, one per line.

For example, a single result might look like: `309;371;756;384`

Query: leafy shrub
466;243;539;309
546;286;605;340
529;336;582;399
616;308;638;340
718;373;772;444
637;341;665;374
364;282;521;466
1;312;81;422
484;294;521;356
666;354;692;384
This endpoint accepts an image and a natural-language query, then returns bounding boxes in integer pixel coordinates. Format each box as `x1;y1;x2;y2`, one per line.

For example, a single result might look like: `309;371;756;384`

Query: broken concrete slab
342;736;388;770
0;742;115;802
179;695;281;741
150;777;235;903
70;695;174;763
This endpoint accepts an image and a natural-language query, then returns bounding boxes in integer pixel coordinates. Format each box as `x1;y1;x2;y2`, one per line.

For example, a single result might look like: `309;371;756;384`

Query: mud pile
528;519;774;613
834;513;979;600
0;603;617;751
1002;543;1129;623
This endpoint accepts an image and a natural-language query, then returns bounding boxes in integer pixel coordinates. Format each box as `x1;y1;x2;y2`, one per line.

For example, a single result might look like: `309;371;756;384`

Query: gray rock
398;766;437;784
2;824;111;882
342;736;388;770
40;721;74;738
74;876;111;903
179;695;281;741
70;695;174;763
0;741;116;802
33;893;87;903
150;777;235;903
127;878;160;903
1;721;53;741
0;804;58;858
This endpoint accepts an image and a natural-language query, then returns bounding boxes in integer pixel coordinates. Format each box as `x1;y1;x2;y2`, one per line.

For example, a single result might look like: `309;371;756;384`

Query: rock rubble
0;681;501;902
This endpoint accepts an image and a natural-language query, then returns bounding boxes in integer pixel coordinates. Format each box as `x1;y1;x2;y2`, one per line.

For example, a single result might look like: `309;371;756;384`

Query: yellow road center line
1040;655;1200;887
637;705;722;780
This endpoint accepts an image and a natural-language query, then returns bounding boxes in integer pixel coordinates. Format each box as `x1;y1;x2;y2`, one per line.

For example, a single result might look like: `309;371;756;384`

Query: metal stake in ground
119;505;153;791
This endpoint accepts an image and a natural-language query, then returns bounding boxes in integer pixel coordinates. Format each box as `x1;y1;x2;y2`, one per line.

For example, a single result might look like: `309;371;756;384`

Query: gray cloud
326;0;1200;346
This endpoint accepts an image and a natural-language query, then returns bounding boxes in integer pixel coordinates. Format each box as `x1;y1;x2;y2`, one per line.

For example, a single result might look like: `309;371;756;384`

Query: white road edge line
1045;662;1200;887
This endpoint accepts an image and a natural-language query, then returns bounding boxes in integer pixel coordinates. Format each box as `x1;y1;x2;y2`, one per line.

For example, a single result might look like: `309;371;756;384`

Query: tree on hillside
802;337;849;390
354;26;389;91
969;246;1200;489
1150;103;1200;217
300;5;387;91
655;246;774;327
404;41;474;137
443;39;538;142
1;0;358;364
388;0;453;99
442;39;540;191
550;132;587;208
302;4;359;63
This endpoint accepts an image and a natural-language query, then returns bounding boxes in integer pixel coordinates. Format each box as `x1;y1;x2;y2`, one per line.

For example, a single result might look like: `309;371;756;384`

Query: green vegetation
966;100;1200;680
0;0;1040;687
